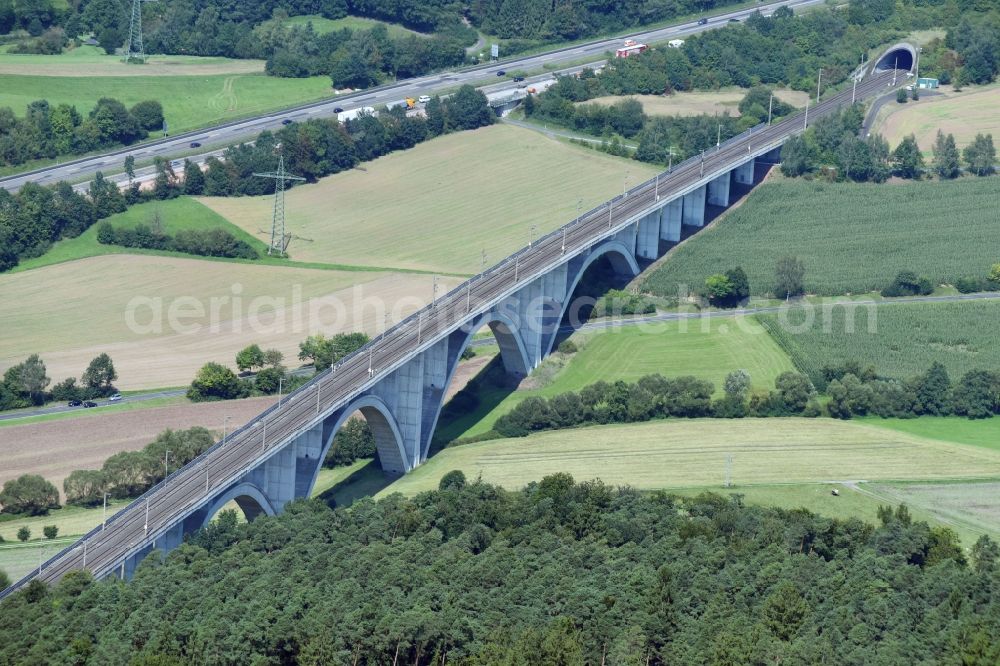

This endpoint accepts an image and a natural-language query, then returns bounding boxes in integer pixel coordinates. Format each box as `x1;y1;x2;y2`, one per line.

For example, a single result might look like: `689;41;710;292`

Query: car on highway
83;401;98;408
281;118;293;125
513;76;525;82
418;95;431;104
333;106;344;113
109;393;122;402
68;400;82;407
728;17;740;22
496;70;506;76
189;141;201;148
698;17;709;25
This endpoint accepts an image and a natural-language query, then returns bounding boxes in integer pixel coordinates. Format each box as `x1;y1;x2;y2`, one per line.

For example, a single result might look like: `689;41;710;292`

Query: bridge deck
3;69;903;598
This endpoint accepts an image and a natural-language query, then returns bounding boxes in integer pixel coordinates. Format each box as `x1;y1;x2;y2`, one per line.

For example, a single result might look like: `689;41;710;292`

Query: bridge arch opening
311;394;409;498
556;242;641;343
875;44;915;73
420;313;534;459
201;483;276;528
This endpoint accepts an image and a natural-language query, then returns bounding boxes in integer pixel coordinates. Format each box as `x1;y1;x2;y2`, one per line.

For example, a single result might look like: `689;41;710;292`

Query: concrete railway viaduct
1;48;913;599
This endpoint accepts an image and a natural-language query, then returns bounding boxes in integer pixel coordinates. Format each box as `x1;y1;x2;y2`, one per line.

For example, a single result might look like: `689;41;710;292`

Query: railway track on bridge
2;69;904;599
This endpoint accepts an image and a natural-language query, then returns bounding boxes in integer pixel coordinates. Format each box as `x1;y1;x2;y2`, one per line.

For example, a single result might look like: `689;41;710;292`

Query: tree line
0;352;117;411
0;426;213;517
0;85;493;272
490;370;819;440
781;106;997;183
0;97;163;168
187;331;369;403
476;354;1000;444
526;79;795;165
96;221;258;259
2;475;998;663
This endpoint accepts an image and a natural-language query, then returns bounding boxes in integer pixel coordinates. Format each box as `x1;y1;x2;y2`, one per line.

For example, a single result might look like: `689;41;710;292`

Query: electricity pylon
253;154;305;255
124;0;156;63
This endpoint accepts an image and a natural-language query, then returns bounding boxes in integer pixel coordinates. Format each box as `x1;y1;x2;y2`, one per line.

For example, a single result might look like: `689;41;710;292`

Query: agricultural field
12;198;269;273
874;83;1000;153
757;299;1000;384
0;51;333;134
0;253;455;389
867;480;1000;545
642;177;1000;298
0;48;266;77
200;123;660;274
864;416;1000;452
386;417;1000;495
582;88;808;117
282;14;427;39
440;316;796;441
0;396;276;496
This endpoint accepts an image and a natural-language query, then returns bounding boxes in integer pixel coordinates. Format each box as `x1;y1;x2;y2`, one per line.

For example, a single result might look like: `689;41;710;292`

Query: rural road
0;0;827;193
5;290;996;422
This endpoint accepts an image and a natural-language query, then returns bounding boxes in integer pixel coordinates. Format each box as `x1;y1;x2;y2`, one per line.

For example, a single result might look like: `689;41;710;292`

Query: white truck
336;106;376;122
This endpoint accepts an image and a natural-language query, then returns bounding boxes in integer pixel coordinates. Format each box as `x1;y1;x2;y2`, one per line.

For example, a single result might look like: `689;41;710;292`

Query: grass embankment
758;299;1000;383
200;123;659;274
642;178;1000;298
283;14;427;39
438;316;795;441
0;51;333;135
581;88;809;117
875;83;1000;154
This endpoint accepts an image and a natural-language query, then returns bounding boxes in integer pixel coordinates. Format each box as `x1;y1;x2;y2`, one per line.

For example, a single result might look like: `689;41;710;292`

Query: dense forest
1;476;999;664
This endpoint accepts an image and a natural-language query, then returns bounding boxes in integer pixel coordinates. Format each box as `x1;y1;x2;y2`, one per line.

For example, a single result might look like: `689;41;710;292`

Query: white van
418;95;431;104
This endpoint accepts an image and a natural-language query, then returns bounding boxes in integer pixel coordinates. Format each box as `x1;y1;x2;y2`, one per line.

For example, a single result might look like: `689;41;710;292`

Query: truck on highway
615;39;648;58
336;106;376;122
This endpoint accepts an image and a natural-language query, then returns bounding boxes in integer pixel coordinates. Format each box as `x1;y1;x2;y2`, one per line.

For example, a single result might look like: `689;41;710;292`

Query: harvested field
875;84;1000;152
0;51;266;77
870;481;1000;540
200;124;659;274
0;255;457;389
582;88;809;117
387;418;1000;495
0;396;276;497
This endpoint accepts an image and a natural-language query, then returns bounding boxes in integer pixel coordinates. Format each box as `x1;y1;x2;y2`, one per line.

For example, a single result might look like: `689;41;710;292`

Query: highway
0;66;905;598
0;0;828;193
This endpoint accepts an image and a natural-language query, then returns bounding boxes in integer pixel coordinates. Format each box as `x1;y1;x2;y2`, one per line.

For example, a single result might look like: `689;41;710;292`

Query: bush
881;271;934;297
0;475;60;516
254;366;286;395
557;340;578;354
43;525;58;540
63;469;107;507
954;277;987;294
439;470;467;491
187;362;244;402
16;527;30;542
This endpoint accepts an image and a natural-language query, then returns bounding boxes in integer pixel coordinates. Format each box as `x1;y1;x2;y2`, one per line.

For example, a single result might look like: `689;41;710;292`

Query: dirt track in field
0;397;276;497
